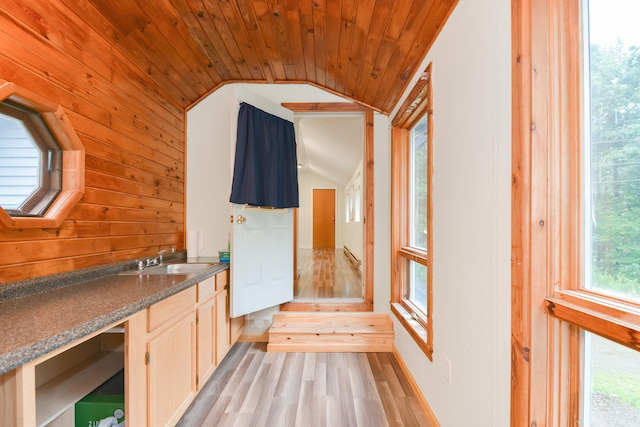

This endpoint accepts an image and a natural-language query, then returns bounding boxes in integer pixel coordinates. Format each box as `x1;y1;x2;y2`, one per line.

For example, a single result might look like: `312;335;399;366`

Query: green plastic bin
74;394;124;427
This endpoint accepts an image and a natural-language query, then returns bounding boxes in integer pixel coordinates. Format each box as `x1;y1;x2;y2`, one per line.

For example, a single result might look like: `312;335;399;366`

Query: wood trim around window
0;81;84;229
511;0;640;425
391;63;434;360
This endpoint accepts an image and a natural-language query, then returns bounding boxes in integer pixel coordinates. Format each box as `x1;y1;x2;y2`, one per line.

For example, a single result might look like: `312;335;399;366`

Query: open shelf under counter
35;326;125;427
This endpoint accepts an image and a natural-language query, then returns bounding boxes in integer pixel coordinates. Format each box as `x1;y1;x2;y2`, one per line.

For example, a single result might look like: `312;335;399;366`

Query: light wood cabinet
133;287;197;427
147;311;197;427
196;279;217;387
216;288;231;364
1;268;243;427
196;271;240;388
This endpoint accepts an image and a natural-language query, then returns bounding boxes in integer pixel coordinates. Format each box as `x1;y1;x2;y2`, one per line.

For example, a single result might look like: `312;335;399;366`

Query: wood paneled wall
0;1;185;283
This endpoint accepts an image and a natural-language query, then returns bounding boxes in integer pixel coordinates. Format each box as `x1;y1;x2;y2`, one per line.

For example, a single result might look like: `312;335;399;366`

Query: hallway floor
295;248;363;299
176;342;432;427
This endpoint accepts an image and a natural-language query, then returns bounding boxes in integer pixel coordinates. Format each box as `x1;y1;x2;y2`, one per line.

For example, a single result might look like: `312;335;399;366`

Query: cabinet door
215;289;231;364
196;298;216;388
147;312;197;427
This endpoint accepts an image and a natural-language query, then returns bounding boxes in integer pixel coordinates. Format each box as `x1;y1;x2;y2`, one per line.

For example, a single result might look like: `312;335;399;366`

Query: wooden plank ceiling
84;0;457;114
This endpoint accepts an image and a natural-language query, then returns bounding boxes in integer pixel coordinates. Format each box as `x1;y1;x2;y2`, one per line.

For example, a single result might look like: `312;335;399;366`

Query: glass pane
345;189;351;222
410;115;428;250
409;261;427;314
585;0;640;302
0;113;40;210
354;186;361;221
584;332;640;426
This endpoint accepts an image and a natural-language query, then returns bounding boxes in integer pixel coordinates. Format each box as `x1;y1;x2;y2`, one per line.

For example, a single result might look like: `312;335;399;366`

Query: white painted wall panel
387;0;512;425
186;85;234;257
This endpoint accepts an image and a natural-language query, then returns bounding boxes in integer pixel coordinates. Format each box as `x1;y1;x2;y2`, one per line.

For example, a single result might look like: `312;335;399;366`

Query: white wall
343;160;364;263
373;113;391;315
387;0;512;425
187;84;347;256
297;169;345;249
186;85;234;257
186;85;300;256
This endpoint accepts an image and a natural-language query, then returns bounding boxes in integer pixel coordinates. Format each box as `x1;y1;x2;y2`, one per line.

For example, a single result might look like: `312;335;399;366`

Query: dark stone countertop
0;254;229;374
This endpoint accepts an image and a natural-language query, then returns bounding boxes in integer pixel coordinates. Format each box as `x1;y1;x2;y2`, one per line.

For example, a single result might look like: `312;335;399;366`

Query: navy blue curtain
230;103;299;208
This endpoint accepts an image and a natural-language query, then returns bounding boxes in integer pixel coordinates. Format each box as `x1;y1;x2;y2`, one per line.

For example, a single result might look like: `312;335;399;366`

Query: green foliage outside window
589;41;640;300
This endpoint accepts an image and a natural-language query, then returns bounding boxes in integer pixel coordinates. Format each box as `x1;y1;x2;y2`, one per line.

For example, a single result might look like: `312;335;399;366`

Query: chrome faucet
137;247;175;270
156;247;175;265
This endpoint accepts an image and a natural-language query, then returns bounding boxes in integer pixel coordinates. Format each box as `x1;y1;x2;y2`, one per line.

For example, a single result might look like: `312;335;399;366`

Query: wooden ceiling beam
281;102;366;112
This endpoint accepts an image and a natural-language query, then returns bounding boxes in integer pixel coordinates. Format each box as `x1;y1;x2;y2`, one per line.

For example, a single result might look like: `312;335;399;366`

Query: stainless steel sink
119;263;214;275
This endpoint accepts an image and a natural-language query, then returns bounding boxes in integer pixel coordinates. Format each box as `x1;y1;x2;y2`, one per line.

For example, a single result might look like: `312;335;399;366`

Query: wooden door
313;189;335;248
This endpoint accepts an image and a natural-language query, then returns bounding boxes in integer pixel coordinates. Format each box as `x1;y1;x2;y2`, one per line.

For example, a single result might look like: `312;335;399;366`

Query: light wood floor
177;342;432;427
295;248;363;299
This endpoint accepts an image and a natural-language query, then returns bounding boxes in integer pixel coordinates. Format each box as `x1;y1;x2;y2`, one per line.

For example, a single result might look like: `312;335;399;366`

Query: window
584;0;640;305
0;101;61;216
345;173;362;223
511;0;640;425
345;187;352;222
0;80;84;229
583;332;640;424
391;63;433;359
580;1;640;422
354;185;361;222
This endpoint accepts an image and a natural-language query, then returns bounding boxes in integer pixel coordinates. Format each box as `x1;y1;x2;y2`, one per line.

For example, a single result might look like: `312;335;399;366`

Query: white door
230;204;294;317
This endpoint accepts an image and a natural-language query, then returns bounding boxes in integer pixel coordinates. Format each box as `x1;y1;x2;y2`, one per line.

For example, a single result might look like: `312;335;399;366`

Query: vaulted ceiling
85;0;457;114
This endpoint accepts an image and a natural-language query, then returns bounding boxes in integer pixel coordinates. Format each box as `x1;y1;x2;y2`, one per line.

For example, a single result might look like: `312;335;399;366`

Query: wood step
267;312;394;352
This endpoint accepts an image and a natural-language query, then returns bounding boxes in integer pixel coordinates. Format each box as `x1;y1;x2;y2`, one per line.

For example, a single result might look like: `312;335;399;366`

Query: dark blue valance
230;103;299;208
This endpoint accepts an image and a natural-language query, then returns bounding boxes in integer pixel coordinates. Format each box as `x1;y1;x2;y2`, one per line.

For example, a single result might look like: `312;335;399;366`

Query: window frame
0;100;62;216
391;63;434;360
345;186;352;222
511;0;640;425
0;80;84;229
354;182;361;222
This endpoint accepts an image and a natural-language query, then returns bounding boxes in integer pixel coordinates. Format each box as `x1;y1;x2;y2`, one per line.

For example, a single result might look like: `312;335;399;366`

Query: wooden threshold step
267;312;394;353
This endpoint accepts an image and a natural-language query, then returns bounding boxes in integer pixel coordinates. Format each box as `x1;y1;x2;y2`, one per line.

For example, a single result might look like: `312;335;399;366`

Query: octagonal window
0;101;62;216
0;80;84;229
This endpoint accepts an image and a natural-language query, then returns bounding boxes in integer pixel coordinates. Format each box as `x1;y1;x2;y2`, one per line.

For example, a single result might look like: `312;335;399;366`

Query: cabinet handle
236;215;246;224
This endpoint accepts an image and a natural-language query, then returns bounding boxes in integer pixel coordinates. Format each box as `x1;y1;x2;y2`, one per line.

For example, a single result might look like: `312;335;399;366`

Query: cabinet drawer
148;287;196;333
197;276;216;302
215;270;228;292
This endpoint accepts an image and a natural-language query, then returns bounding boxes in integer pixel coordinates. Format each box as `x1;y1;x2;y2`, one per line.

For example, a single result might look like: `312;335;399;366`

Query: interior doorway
281;103;374;312
312;189;335;248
